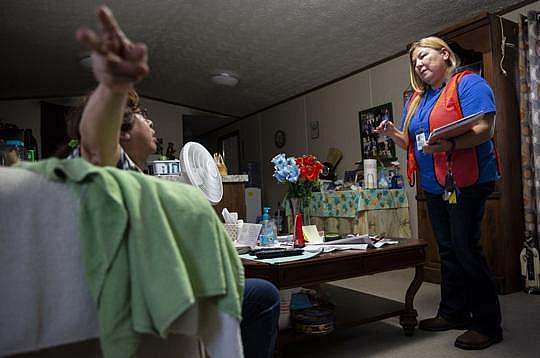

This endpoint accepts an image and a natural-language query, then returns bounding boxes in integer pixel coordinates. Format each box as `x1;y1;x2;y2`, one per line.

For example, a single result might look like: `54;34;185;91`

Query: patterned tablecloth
285;189;411;238
310;189;408;218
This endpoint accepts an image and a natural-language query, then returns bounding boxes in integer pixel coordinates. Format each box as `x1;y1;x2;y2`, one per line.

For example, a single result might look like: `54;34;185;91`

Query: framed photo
310;121;319;139
358;103;397;163
274;130;286;148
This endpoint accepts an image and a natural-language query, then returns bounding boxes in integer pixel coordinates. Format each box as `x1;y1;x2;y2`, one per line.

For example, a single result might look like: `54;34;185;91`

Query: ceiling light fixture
211;72;239;87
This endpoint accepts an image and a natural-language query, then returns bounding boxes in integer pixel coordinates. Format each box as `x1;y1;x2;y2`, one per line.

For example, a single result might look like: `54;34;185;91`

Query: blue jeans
241;278;280;358
425;181;502;340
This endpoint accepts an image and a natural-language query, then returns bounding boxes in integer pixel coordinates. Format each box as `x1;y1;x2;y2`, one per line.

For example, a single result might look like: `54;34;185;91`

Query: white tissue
222;208;238;224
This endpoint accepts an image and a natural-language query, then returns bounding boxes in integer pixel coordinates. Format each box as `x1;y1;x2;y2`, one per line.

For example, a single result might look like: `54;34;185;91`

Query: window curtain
519;11;540;248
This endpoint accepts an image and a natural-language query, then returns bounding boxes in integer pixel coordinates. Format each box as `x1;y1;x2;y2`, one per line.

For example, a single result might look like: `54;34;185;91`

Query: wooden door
40;102;72;158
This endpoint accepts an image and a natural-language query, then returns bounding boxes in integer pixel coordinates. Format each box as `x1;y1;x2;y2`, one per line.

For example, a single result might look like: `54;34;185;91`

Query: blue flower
287;165;300;182
272;153;299;183
271;153;287;167
273;170;286;183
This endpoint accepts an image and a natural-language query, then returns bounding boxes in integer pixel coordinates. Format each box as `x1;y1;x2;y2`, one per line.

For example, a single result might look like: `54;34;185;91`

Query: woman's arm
374;121;410;150
76;5;149;166
422;113;495;154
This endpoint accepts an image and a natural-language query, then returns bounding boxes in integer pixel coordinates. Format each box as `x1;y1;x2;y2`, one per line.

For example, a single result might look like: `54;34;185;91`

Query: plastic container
391;173;404;189
378;169;389;188
259;207;275;246
1;140;24;166
363;159;377;189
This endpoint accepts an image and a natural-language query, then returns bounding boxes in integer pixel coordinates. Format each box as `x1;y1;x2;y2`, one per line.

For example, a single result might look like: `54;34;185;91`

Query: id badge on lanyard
415;128;427;152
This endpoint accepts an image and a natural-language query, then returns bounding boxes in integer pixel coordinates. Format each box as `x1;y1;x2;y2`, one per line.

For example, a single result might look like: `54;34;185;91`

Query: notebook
427;111;485;144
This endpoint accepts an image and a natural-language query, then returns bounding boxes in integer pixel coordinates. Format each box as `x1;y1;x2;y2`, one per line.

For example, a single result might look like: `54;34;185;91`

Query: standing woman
375;36;502;350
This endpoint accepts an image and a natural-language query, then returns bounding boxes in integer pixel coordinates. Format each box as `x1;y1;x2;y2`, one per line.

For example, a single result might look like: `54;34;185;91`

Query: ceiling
0;0;530;122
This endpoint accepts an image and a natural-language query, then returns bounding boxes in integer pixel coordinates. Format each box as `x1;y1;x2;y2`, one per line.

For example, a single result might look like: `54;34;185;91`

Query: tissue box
224;223;238;241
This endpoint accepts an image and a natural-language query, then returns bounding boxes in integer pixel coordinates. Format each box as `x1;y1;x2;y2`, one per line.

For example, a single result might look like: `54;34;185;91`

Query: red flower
296;155;323;182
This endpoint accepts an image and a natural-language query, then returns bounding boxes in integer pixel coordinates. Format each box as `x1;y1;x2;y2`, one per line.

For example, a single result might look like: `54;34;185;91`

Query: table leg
399;264;424;336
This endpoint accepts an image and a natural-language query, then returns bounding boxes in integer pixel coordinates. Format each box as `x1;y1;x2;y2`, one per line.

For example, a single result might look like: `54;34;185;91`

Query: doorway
218;131;240;175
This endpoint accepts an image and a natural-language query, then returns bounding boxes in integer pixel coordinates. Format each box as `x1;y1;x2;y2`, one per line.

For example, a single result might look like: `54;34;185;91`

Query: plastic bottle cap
263;207;270;221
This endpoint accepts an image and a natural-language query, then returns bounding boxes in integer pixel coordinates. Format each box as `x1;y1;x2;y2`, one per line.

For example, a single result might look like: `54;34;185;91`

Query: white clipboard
427;111;485;144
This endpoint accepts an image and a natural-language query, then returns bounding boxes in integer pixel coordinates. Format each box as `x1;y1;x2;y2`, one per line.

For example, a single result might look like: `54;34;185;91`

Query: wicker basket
223;223;238;241
291;306;335;335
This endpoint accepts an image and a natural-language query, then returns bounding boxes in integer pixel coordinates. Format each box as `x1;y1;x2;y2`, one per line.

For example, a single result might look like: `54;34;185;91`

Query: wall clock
274;130;286;148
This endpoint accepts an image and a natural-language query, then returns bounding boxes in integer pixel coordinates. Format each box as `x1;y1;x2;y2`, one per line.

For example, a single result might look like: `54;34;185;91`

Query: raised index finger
96;5;130;45
96;5;120;34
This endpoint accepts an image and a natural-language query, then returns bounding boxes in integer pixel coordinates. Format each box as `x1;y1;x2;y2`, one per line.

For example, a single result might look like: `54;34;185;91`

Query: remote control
254;249;304;259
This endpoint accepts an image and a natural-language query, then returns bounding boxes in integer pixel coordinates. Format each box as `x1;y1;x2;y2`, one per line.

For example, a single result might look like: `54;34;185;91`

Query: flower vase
302;197;311;226
288;197;311;226
288;197;305;247
288;197;301;231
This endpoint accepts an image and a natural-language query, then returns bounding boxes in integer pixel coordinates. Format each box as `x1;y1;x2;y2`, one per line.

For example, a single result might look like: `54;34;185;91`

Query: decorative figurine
166;142;176;159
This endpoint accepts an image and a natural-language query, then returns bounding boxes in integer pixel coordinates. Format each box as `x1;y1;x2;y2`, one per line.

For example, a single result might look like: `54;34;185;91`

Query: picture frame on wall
310;121;319;139
358;102;397;163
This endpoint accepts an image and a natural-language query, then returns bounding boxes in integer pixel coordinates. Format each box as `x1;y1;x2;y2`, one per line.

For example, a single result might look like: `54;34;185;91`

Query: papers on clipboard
427;111;485;144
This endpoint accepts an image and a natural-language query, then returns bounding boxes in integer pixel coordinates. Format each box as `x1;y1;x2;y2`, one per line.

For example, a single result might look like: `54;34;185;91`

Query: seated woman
70;5;280;358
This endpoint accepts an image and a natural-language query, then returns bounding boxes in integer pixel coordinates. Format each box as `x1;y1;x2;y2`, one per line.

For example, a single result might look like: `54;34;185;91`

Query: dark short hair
55;88;141;158
65;88;141;140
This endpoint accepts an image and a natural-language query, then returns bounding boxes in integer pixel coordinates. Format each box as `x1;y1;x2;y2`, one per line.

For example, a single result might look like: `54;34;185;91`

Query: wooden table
242;239;426;336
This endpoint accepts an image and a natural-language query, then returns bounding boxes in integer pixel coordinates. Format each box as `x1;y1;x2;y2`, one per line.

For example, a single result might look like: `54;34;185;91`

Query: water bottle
378;169;389;189
259;207;275;246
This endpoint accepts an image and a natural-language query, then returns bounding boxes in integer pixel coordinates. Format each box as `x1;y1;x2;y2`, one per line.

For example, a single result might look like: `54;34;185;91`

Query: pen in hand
374;119;390;136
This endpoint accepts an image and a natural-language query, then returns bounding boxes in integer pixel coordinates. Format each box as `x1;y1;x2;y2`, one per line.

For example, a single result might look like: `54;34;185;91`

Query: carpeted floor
282;269;540;357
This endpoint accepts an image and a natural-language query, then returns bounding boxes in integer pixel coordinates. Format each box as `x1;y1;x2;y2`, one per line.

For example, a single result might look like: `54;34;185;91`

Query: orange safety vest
406;70;492;188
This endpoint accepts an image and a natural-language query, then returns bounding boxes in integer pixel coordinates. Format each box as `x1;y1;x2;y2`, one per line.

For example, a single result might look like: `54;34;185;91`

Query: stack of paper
304;233;398;252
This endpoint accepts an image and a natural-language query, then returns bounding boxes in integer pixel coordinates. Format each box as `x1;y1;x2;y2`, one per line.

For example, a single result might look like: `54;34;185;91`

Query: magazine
427;111;485;144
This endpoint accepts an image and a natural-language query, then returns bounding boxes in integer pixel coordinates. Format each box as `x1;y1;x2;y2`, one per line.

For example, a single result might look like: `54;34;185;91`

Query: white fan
177;142;223;205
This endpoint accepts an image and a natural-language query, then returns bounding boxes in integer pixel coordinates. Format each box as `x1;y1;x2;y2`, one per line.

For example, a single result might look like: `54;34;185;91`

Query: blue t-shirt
400;73;500;194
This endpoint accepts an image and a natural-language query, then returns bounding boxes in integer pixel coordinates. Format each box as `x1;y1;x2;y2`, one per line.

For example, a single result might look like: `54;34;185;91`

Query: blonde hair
402;37;460;136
